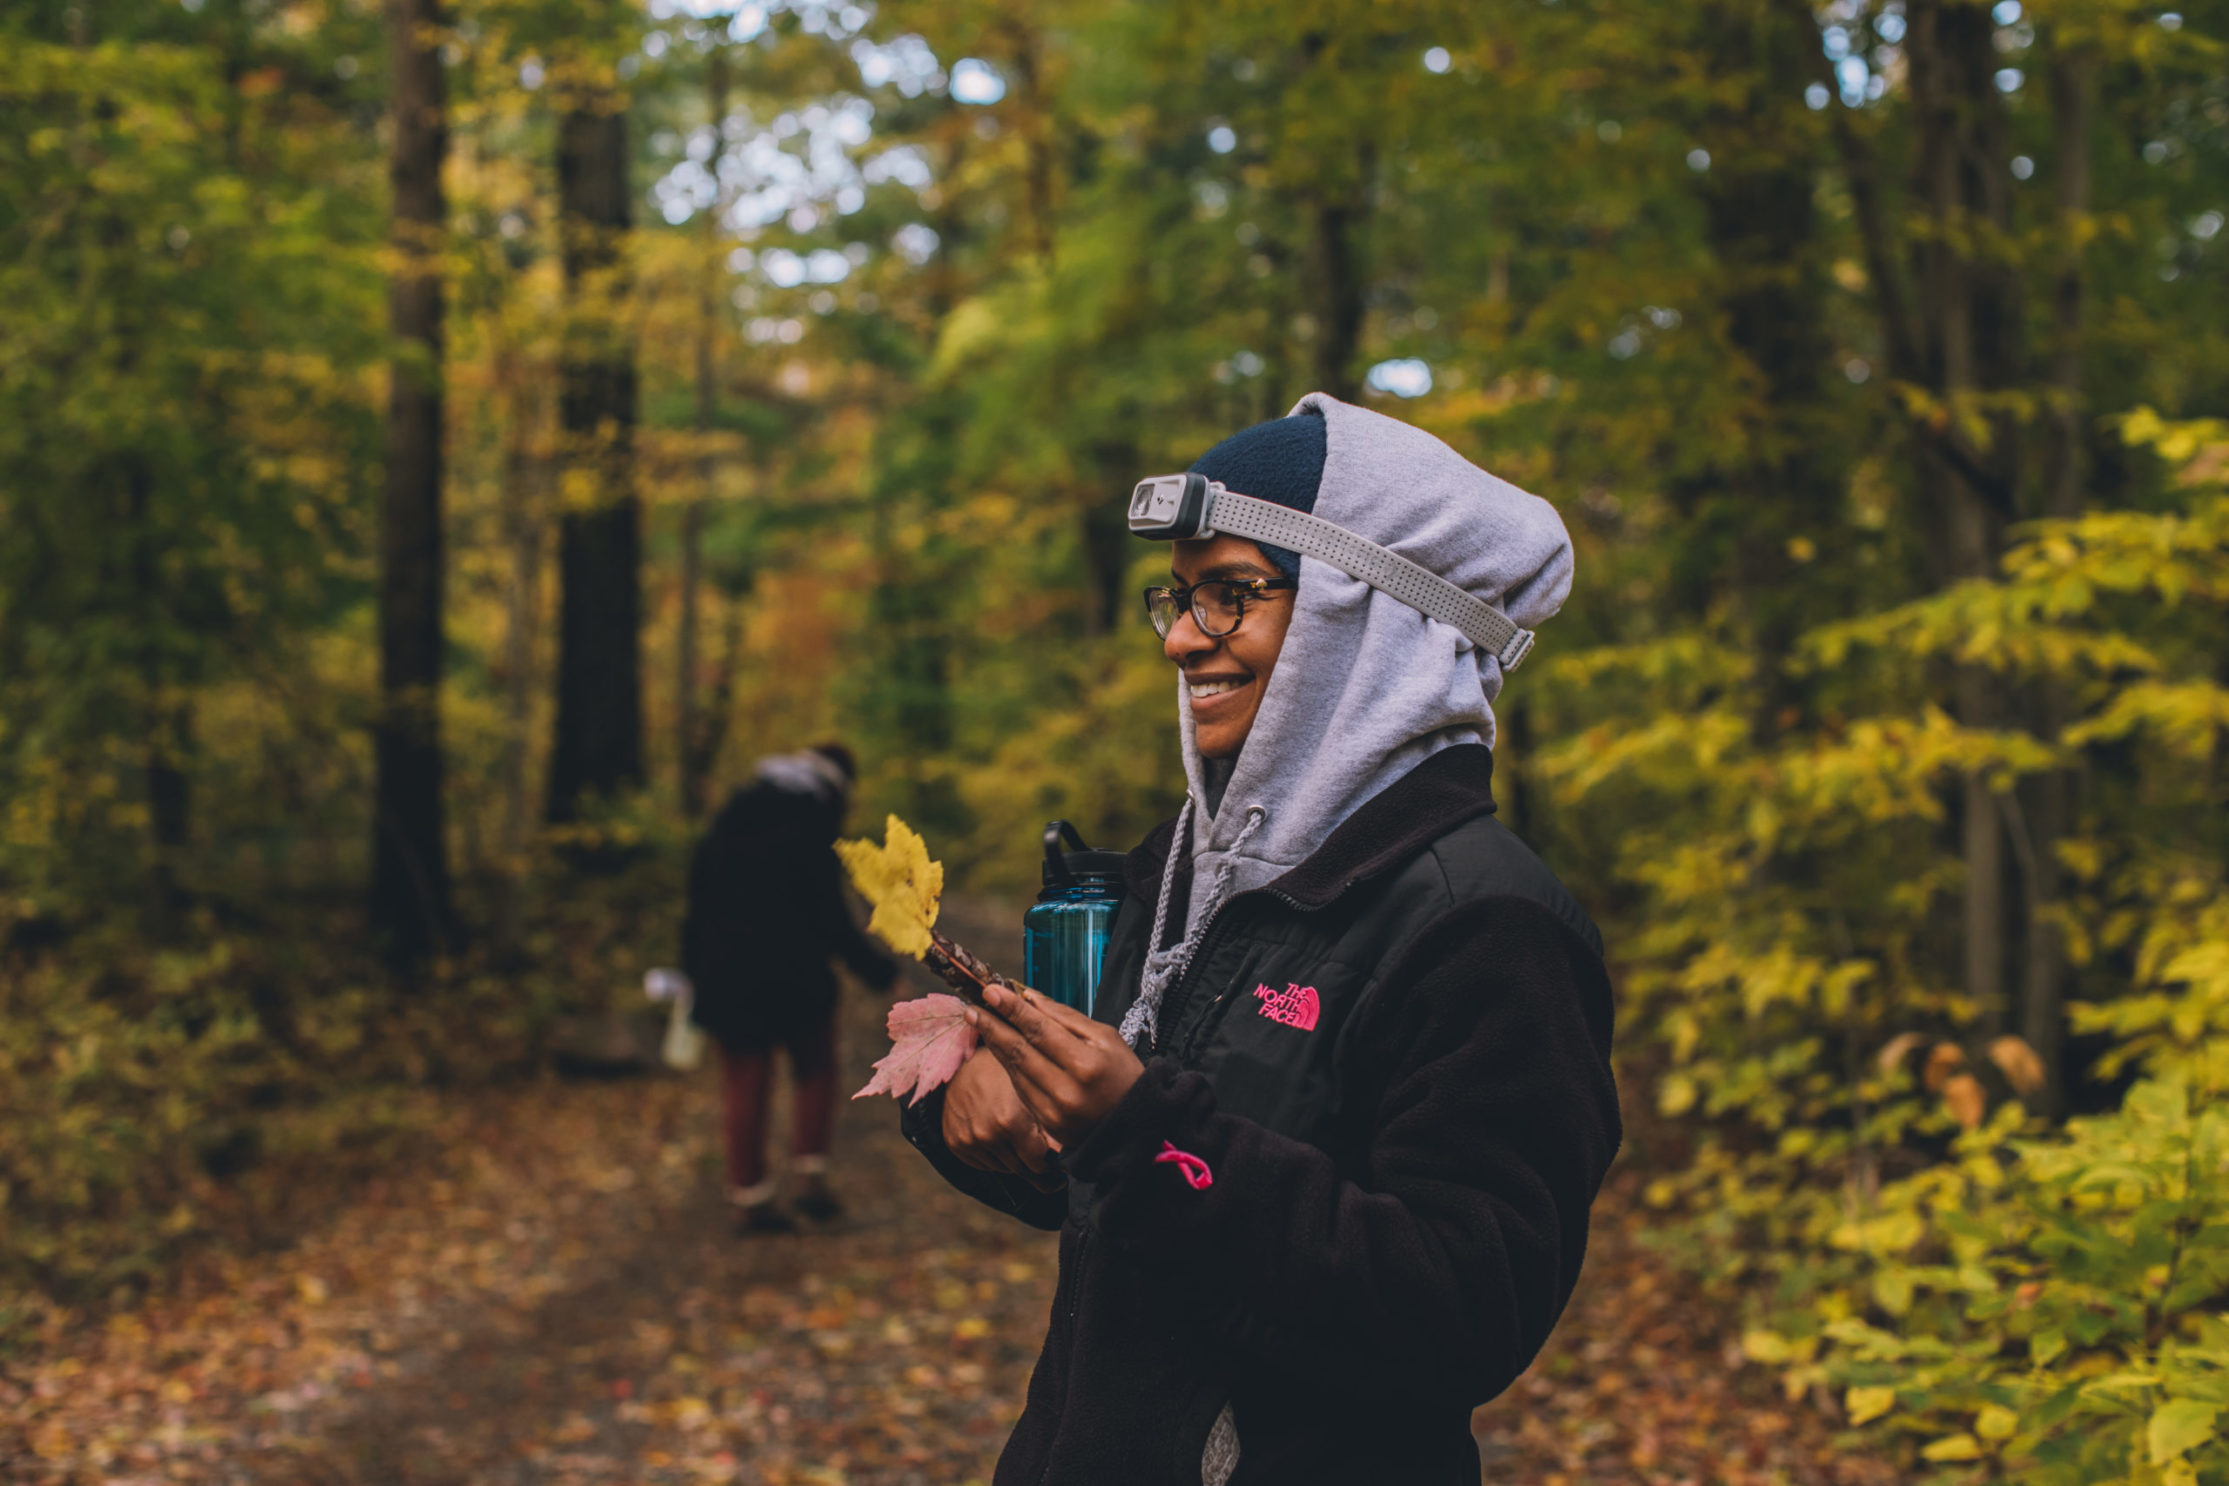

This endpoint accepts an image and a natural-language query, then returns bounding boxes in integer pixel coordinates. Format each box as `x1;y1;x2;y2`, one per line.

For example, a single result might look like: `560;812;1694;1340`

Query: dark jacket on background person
683;779;895;1050
903;746;1620;1485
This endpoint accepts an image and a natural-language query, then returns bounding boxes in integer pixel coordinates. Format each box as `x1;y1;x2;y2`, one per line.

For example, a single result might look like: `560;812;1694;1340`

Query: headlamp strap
1204;489;1536;670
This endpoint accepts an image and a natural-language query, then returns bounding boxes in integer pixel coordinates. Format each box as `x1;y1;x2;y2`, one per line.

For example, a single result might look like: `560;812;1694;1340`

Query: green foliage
0;858;681;1303
5;10;2229;1483
1772;1082;2229;1485
1579;417;2229;1480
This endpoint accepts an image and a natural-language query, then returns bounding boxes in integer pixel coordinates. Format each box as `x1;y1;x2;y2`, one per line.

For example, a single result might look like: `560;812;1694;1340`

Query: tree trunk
679;47;728;819
1693;0;1841;729
1502;693;1535;844
549;500;643;823
677;503;706;811
1308;192;1365;402
1080;436;1139;636
1007;22;1057;264
90;0;196;935
126;454;192;938
495;340;545;950
868;463;957;834
1293;33;1367;402
687;592;748;799
371;0;450;965
1908;0;2022;1023
2017;47;2094;1116
547;98;644;824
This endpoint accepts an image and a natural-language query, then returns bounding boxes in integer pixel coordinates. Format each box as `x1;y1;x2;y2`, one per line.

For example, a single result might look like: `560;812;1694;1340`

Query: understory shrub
0;839;683;1310
1540;414;2229;1480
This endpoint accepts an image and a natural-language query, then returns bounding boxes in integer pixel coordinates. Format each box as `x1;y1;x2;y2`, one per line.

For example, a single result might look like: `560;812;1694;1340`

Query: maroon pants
719;1012;838;1192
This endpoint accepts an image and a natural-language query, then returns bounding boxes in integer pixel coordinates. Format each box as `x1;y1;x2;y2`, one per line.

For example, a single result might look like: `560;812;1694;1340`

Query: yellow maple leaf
836;814;943;959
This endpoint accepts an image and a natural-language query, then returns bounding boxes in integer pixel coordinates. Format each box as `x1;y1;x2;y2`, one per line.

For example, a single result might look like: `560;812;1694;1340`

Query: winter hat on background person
1123;392;1576;1050
755;748;851;804
1186;408;1328;582
808;741;858;784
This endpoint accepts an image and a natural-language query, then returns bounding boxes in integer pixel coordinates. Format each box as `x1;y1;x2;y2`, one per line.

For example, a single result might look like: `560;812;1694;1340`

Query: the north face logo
1252;982;1320;1032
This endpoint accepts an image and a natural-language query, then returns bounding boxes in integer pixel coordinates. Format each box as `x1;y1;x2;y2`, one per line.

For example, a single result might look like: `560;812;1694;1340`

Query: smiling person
901;394;1620;1486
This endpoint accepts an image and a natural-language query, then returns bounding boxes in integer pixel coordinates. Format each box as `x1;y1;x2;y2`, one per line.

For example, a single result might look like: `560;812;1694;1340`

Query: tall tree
1907;0;2024;1028
677;44;728;819
2015;41;2096;1114
1818;0;2027;1028
371;0;451;963
1296;34;1369;403
547;74;644;823
1690;1;1846;717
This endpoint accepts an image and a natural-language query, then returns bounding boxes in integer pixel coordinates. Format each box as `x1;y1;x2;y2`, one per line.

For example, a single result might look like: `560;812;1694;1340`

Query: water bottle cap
1044;849;1127;888
1040;820;1128;889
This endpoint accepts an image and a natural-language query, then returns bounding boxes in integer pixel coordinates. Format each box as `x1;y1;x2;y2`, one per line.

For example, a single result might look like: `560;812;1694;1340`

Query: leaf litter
0;903;1897;1486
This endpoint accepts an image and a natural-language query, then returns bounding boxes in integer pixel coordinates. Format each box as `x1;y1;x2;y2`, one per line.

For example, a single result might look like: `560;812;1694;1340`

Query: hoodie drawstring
1120;803;1267;1051
1150;798;1195;958
1120;801;1194;1050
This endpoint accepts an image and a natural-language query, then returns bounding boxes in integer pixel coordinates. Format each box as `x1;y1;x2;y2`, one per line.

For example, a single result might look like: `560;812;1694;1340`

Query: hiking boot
792;1178;844;1225
735;1200;798;1235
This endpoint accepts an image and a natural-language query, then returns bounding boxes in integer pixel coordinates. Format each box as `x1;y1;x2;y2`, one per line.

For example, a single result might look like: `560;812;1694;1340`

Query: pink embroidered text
1252;981;1321;1032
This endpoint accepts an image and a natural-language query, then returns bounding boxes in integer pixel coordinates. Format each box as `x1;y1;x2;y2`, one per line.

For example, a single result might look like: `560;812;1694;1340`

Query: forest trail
7;903;1890;1486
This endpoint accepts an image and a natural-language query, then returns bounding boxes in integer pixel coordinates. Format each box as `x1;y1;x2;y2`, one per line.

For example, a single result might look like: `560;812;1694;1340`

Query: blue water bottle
1023;821;1125;1017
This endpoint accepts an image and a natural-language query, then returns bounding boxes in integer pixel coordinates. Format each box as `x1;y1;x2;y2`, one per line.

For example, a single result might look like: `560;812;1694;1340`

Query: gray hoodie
1121;392;1575;1050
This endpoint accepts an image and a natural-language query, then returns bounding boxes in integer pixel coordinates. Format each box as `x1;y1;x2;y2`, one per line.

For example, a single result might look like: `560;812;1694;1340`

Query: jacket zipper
1059;885;1327;1482
1156;888;1319;1063
1036;1227;1091;1486
1152;907;1230;1060
1067;1230;1090;1323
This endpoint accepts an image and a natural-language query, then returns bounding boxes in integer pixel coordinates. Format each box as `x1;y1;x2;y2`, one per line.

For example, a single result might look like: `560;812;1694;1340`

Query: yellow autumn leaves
836;815;944;959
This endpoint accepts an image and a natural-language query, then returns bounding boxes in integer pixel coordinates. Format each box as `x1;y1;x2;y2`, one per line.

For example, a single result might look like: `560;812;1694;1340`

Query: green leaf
1846;1385;1896;1425
1975;1404;2018;1440
1872;1268;1915;1316
1921;1433;1985;1462
2148;1400;2220;1465
1742;1329;1792;1364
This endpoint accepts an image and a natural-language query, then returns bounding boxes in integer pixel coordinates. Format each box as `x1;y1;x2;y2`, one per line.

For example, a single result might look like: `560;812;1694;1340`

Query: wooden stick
921;927;1013;1005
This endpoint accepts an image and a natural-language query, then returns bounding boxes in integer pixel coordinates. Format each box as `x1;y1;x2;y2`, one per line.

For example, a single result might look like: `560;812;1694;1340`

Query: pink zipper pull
1154;1141;1213;1191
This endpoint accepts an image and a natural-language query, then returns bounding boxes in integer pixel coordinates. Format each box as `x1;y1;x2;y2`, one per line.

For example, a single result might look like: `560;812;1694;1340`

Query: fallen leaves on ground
2;900;1898;1486
1470;1173;1899;1486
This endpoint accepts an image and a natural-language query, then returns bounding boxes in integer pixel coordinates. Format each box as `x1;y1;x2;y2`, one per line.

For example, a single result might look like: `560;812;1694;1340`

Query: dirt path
5;906;1887;1486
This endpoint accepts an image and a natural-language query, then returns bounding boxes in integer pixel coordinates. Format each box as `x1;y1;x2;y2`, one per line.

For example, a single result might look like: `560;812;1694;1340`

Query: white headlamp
1126;473;1535;670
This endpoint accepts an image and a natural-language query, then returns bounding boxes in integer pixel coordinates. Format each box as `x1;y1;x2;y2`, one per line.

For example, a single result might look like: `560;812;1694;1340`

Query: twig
921;928;1013;1006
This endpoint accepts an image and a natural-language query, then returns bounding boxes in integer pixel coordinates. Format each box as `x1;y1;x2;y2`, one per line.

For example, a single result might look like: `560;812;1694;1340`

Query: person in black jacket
901;395;1621;1484
684;743;896;1232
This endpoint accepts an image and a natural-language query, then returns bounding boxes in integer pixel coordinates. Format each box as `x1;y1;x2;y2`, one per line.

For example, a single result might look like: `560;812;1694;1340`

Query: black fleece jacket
683;781;895;1050
902;745;1620;1485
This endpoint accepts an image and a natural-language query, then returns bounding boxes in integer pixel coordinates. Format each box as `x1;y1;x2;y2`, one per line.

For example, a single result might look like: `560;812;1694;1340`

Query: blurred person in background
683;743;896;1233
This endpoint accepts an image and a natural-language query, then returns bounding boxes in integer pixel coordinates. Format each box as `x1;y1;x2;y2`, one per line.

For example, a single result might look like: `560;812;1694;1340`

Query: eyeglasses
1141;576;1297;640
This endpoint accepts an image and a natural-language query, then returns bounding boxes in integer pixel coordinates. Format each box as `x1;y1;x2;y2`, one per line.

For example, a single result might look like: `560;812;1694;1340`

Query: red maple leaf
852;994;978;1106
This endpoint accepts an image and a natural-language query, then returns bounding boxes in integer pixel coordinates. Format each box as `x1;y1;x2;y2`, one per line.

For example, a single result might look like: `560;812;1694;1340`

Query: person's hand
968;982;1146;1148
941;1045;1064;1190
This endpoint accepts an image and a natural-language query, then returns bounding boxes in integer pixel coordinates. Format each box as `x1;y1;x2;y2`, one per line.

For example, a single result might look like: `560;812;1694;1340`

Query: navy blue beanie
1187;408;1326;582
